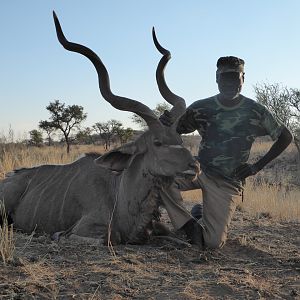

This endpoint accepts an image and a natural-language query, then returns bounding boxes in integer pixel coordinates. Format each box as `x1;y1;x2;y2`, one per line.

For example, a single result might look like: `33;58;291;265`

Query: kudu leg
52;214;120;245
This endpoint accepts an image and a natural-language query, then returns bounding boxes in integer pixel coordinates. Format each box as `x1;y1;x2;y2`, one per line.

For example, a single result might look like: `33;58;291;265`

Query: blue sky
1;1;300;139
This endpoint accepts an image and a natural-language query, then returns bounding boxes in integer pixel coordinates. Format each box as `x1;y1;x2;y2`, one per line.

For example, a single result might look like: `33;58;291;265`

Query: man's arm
160;108;198;134
176;109;199;134
235;127;293;180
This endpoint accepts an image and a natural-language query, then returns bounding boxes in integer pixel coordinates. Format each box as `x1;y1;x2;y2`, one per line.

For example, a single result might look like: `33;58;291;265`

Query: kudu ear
94;142;141;171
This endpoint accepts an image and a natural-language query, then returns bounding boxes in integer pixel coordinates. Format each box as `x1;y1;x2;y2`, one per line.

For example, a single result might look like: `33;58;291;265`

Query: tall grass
0;143;299;222
0;201;15;265
181;180;299;222
181;181;299;222
240;180;299;221
182;142;299;222
0;144;107;180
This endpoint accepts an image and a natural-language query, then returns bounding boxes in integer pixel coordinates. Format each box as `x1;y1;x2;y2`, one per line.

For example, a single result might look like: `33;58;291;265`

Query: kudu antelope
0;12;199;244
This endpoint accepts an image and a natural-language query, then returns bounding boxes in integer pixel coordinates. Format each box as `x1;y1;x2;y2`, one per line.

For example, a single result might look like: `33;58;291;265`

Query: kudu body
0;13;198;244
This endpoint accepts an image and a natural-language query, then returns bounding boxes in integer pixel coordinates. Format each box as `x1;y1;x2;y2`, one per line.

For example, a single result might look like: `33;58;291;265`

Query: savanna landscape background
1;1;300;299
0;137;299;299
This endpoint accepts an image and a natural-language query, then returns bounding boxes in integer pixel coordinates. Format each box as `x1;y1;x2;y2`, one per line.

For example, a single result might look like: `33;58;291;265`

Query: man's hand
234;127;292;181
159;110;174;127
234;163;259;180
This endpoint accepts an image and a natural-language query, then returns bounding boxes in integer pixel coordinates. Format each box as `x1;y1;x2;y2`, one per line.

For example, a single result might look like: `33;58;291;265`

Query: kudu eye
153;139;163;147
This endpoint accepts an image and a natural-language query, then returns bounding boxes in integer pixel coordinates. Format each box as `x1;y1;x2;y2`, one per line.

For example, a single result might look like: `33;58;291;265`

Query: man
160;56;293;249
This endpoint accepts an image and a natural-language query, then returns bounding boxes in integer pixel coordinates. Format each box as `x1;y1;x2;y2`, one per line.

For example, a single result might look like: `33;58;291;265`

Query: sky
1;1;300;140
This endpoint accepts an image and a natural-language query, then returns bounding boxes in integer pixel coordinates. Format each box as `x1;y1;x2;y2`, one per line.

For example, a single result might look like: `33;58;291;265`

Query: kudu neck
115;154;173;243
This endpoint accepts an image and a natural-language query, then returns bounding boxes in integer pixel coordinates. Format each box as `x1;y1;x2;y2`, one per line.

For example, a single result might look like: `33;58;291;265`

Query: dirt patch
0;209;299;299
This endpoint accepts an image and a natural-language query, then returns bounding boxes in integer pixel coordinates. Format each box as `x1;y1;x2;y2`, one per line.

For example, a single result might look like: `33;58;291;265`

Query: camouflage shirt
177;95;284;182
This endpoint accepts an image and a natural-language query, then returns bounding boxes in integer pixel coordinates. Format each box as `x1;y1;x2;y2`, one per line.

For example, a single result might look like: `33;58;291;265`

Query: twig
90;283;101;300
219;267;250;273
107;195;118;258
16;225;37;254
152;235;192;247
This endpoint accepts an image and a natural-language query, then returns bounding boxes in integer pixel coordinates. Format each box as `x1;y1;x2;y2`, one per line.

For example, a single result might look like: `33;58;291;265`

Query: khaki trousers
160;171;242;249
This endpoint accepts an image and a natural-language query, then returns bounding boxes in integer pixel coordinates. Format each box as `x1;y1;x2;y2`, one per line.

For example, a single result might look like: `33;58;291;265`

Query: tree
115;127;134;145
8;124;14;143
288;88;300;154
131;102;172;129
254;83;292;127
254;82;300;156
75;127;95;145
93;119;122;150
40;100;87;153
29;129;43;147
39;120;55;146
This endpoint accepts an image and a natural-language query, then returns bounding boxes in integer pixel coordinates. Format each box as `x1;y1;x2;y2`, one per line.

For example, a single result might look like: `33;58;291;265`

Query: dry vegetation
0;141;299;299
0;144;108;180
184;140;300;221
0;201;15;265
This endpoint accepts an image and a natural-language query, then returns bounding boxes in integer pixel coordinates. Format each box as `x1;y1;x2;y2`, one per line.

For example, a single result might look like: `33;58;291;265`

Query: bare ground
0;206;299;300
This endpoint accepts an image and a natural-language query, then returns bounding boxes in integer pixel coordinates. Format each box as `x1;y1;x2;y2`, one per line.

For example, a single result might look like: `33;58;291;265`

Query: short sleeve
261;108;284;140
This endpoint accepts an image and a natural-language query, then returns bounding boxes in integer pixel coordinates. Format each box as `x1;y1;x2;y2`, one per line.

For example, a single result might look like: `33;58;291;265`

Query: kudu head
53;12;199;179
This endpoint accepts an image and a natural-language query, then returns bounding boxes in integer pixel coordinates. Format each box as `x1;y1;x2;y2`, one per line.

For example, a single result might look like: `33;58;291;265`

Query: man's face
216;71;244;99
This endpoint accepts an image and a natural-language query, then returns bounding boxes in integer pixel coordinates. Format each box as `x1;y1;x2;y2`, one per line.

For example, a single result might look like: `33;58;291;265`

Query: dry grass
181;142;300;222
181;190;203;204
1;212;298;299
0;137;298;298
240;180;299;222
0;201;15;265
18;257;60;297
0;144;108;180
0;142;299;223
182;184;300;222
250;140;274;155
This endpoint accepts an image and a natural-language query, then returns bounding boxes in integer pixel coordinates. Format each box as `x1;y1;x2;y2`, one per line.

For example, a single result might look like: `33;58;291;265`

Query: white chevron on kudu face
0;12;199;245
